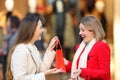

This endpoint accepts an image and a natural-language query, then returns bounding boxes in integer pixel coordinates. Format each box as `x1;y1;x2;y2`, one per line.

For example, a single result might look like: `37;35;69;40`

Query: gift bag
55;39;66;72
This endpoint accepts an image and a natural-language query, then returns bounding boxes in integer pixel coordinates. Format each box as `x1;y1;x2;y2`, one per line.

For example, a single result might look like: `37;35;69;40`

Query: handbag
55;39;66;72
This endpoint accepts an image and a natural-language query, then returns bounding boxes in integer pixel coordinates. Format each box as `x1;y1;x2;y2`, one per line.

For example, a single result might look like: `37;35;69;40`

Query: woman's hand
64;58;69;65
68;78;75;80
47;36;58;51
70;69;81;79
44;68;61;75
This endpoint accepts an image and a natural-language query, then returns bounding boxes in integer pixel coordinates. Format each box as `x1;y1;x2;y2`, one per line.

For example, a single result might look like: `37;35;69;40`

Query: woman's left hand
47;36;58;51
71;69;82;79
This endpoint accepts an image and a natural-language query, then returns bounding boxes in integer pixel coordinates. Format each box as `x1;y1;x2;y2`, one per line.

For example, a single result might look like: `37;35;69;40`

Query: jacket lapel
27;43;41;72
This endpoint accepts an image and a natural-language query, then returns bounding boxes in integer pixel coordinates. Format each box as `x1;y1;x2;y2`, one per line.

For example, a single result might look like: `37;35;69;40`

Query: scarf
71;39;96;80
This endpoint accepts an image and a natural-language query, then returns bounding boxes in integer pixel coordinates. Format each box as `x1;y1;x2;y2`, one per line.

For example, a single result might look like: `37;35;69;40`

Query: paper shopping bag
55;39;66;72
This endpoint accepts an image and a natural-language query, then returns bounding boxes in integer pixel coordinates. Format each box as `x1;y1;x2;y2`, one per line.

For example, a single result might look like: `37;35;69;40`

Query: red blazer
65;41;111;80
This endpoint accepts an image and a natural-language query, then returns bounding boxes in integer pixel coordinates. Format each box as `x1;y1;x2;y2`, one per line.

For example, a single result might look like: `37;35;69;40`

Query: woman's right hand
44;68;61;76
47;36;58;51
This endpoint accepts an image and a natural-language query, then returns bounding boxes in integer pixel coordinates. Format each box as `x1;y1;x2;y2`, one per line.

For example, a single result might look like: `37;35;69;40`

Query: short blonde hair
80;15;105;41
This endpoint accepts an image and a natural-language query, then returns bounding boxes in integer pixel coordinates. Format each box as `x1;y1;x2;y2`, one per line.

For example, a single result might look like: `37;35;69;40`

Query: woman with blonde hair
64;15;110;80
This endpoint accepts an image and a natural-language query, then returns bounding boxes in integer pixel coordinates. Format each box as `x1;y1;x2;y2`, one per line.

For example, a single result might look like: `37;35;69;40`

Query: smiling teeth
81;36;85;38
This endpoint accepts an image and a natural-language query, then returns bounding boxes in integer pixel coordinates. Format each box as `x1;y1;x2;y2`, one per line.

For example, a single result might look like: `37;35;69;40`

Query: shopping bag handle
56;39;62;50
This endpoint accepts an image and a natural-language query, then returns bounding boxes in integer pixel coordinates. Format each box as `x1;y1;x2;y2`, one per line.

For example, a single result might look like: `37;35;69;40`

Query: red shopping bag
55;39;66;72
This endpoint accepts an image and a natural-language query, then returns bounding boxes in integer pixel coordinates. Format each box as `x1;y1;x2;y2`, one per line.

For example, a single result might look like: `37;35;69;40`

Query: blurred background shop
0;0;120;80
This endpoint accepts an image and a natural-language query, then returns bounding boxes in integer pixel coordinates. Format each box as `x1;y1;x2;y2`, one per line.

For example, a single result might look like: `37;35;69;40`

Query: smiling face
79;23;95;43
31;20;44;43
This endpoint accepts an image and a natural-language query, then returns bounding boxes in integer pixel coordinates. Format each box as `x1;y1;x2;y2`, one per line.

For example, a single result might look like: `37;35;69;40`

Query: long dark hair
6;15;43;80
